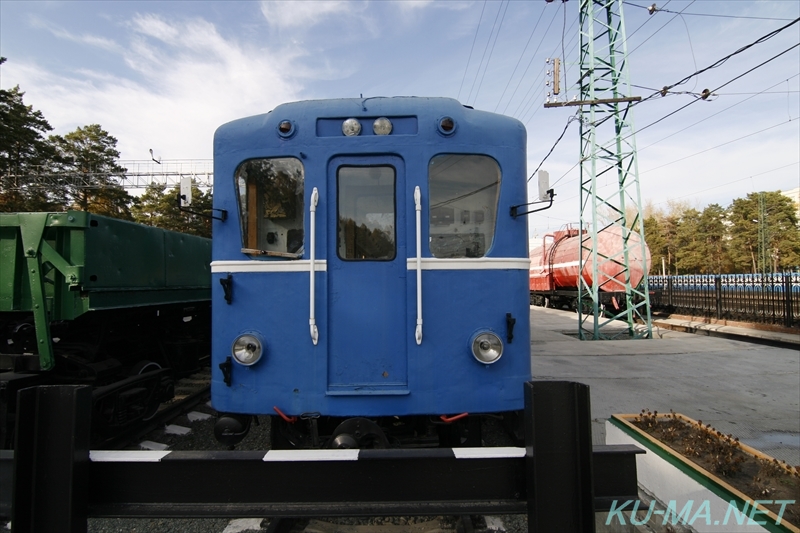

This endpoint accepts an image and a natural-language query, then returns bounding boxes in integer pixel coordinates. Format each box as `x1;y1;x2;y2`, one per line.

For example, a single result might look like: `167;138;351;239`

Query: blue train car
210;97;530;448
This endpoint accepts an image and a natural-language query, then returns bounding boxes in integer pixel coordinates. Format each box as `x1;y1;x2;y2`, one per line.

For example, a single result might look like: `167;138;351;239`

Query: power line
651;162;800;205
526;112;580;183
630;42;800;137
627;0;697;57
640;119;795;174
472;0;511;106
624;2;797;22
493;2;550;112
590;18;800;132
654;16;800;99
638;74;800;153
465;0;508;105
457;0;488;102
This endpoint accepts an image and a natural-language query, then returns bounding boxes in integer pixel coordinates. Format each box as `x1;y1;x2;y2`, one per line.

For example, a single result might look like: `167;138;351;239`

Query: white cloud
3;14;304;161
259;1;356;30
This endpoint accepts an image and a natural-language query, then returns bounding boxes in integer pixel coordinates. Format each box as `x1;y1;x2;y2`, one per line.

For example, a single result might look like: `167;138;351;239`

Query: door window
337;166;396;261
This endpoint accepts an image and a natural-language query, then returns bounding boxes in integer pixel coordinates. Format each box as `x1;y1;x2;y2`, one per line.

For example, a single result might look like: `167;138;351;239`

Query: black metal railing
648;273;798;328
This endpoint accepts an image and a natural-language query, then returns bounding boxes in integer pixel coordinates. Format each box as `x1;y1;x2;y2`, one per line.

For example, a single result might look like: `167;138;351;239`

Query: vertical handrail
309;187;319;345
414;186;423;345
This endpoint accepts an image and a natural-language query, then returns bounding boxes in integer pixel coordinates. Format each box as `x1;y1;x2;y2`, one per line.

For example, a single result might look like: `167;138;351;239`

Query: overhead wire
650;162;799;205
624;2;797;22
457;0;488;102
526;112;581;183
545;71;799;203
627;0;696;57
638;74;800;153
493;2;549;113
589;16;800;133
472;0;511;106
640;119;796;174
625;42;800;139
507;6;563;117
465;0;508;106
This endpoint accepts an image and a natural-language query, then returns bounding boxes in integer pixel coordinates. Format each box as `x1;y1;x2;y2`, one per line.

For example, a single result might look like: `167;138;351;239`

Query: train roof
214;96;525;144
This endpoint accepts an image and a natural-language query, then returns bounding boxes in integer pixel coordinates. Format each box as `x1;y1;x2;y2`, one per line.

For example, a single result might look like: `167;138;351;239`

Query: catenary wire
493;2;550;112
457;0;488;102
472;0;511;106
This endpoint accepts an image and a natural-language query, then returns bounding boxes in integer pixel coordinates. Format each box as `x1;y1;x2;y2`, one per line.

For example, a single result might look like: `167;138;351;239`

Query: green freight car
0;211;211;445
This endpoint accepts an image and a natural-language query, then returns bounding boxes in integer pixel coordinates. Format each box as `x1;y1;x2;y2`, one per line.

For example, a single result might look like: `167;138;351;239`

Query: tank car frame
210;97;531;448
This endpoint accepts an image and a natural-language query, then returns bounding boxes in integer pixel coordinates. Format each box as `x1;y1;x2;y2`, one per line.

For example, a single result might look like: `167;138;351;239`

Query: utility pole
572;0;652;339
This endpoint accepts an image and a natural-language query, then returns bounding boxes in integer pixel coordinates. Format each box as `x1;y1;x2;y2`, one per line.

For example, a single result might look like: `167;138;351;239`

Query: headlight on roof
373;117;392;135
470;331;503;364
342;118;362;136
232;333;264;366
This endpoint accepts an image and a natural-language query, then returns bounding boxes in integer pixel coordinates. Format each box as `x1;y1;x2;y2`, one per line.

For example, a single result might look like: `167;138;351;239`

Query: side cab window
428;154;500;258
235;158;304;257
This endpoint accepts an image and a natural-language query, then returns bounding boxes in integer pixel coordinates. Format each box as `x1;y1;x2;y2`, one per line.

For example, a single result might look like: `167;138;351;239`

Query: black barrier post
525;381;595;533
13;385;91;533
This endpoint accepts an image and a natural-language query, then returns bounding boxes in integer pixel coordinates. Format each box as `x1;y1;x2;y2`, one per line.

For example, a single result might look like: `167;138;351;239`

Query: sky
1;0;798;238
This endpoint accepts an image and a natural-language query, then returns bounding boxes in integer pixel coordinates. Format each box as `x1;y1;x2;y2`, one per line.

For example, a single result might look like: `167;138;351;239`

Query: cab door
326;156;408;394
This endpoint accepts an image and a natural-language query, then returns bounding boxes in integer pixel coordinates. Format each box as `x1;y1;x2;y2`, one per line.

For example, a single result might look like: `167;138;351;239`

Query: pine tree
0;70;60;211
49;124;135;219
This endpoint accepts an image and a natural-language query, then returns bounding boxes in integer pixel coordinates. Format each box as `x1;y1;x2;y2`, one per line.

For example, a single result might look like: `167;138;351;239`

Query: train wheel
128;360;163;421
327;417;389;449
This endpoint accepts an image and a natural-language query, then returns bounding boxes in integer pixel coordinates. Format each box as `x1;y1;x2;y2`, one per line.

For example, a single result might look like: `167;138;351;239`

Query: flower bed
607;411;799;532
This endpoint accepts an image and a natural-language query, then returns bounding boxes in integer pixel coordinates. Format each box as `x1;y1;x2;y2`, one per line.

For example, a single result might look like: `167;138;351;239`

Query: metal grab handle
414;186;423;345
309;187;319;345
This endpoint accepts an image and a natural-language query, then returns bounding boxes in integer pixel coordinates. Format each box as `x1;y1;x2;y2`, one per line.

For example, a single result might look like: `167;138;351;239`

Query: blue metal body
211;97;530;418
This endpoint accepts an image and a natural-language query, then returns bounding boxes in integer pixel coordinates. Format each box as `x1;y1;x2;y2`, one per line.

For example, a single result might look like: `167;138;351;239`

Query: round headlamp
231;333;264;366
470;332;503;364
342;118;362;136
373;117;392;135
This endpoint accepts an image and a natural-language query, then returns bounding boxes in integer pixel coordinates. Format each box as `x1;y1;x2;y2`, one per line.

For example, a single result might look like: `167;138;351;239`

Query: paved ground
529;306;800;464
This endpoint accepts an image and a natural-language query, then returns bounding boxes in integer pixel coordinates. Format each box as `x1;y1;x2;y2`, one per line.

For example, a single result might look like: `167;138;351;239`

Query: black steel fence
648;273;799;328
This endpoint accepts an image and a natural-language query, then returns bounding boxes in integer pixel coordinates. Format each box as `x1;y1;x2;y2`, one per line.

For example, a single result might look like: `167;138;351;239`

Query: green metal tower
575;0;652;339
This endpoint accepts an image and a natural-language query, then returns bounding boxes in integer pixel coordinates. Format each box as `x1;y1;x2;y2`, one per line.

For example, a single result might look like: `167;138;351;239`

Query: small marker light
438;116;455;135
277;120;295;138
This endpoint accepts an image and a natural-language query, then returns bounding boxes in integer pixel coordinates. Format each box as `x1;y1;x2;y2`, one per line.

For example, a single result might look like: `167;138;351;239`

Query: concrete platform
528;306;800;465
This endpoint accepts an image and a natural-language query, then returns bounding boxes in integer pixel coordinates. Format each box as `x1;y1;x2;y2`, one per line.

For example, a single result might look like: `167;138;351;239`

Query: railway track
96;367;211;450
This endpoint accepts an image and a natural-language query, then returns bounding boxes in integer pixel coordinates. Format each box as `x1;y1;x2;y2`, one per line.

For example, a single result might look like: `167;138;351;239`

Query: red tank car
529;225;650;309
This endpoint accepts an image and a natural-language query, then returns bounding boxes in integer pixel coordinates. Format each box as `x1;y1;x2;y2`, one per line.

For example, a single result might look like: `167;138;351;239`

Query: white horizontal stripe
262;449;359;462
453;447;526;459
551;260;580;269
90;450;171;462
213;258;529;272
212;260;327;273
405;258;530;270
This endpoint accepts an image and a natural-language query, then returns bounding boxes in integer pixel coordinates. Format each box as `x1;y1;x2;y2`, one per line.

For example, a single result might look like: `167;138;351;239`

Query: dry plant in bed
632;409;800;527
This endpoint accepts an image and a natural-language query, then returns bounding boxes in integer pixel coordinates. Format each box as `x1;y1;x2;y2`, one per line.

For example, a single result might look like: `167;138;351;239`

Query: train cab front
210;98;531;448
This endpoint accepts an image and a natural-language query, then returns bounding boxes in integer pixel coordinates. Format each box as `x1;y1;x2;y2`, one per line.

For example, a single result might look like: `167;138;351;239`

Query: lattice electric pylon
576;0;652;339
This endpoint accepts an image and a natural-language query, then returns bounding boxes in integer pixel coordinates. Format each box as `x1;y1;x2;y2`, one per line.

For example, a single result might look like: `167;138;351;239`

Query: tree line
0;58;212;238
643;191;800;275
